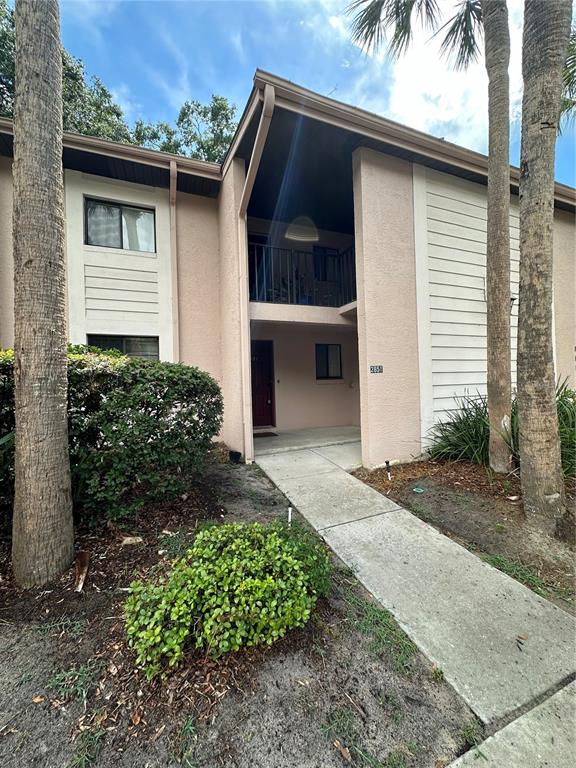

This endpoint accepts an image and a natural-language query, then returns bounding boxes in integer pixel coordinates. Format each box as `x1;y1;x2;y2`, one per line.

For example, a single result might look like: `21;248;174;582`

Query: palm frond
347;0;441;56
560;26;576;128
437;0;483;71
347;0;388;52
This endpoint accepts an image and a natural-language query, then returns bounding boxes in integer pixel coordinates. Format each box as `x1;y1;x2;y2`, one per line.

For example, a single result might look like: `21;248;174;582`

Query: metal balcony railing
248;242;356;308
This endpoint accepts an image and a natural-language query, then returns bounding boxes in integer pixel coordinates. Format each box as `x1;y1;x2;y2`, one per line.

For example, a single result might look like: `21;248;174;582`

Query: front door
251;340;275;428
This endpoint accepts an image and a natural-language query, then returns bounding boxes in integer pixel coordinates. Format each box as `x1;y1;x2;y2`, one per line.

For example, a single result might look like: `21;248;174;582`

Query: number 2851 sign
370;365;383;374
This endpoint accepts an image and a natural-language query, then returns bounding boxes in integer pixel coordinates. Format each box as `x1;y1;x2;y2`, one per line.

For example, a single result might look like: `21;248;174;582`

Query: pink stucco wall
353;148;422;467
218;158;248;453
251;321;360;430
177;191;221;383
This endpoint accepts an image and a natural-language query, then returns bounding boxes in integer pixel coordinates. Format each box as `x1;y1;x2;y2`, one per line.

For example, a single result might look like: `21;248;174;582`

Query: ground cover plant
0;459;475;768
0;346;223;520
125;521;332;678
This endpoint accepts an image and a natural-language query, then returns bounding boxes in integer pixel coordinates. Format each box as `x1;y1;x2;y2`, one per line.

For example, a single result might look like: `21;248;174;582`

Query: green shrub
428;381;575;477
0;347;223;519
124;522;332;679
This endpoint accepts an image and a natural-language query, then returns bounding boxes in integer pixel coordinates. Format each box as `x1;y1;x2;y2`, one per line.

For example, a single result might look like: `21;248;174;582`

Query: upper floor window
85;198;155;253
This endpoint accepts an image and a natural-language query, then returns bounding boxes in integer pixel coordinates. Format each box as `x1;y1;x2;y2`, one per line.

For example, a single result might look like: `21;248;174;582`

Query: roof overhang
249;70;576;213
0;117;222;197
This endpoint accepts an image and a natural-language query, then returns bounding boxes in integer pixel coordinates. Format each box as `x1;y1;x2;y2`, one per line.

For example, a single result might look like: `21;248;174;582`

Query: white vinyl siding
65;171;173;360
417;167;519;429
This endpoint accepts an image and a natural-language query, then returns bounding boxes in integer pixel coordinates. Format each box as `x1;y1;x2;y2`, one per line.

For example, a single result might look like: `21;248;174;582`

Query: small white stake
288;506;292;526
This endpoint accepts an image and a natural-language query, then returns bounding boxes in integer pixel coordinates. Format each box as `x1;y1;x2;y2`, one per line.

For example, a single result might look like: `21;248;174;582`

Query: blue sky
59;0;575;186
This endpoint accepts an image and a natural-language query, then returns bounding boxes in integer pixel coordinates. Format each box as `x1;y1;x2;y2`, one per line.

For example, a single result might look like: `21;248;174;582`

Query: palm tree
560;26;576;123
348;0;513;473
516;0;572;535
11;0;74;587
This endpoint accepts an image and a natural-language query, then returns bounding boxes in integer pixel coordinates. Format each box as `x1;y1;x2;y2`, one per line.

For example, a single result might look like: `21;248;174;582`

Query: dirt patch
355;460;575;612
0;457;476;768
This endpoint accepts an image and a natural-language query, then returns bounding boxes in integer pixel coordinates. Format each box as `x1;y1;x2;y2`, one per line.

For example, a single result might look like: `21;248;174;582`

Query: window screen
85;199;155;252
87;335;159;360
315;343;342;379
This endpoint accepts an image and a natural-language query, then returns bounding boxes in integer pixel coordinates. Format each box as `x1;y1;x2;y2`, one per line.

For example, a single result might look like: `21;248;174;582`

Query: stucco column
218;157;252;457
352;148;421;467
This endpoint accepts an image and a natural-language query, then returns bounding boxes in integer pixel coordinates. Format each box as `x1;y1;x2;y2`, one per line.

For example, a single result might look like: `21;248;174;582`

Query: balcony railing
248;242;356;308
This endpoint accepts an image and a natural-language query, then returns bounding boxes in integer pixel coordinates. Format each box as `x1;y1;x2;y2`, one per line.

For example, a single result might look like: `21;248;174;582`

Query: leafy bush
0;347;223;519
124;522;332;679
428;381;575;477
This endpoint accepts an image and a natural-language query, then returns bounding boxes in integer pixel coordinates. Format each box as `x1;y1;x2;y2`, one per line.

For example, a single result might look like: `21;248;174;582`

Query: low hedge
124;521;332;679
0;347;223;519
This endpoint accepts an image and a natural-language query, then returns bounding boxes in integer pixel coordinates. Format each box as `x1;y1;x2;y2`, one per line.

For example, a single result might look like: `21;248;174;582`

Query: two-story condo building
1;71;575;468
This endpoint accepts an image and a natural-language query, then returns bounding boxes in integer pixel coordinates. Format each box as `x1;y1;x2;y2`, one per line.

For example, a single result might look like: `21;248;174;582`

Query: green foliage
0;2;237;159
0;348;223;519
124;522;332;679
482;554;572;601
347;0;482;68
67;726;106;768
428;382;576;477
345;593;417;674
133;95;237;162
47;660;104;701
459;720;483;749
0;1;132;142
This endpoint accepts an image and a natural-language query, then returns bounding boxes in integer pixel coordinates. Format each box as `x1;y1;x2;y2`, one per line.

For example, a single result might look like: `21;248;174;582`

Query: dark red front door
251;340;275;428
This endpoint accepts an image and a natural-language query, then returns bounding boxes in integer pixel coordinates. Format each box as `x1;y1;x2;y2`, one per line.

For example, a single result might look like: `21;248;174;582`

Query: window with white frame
85;198;156;253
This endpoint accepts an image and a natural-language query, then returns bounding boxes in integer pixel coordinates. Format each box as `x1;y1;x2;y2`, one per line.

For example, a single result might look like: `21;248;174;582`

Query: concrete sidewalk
257;448;576;759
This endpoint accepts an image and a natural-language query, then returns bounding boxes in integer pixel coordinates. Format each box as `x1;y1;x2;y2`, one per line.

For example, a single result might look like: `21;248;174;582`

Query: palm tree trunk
11;0;74;587
517;0;571;535
482;0;512;474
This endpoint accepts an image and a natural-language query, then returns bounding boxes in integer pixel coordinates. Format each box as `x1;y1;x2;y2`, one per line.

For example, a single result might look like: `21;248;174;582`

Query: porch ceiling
246;108;356;234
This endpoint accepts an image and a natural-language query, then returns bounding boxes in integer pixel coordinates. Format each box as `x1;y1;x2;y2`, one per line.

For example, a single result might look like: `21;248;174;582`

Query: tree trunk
482;0;512;474
11;0;74;587
517;0;571;535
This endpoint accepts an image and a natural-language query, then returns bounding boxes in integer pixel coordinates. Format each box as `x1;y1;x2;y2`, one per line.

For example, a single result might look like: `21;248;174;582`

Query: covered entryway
253;425;361;470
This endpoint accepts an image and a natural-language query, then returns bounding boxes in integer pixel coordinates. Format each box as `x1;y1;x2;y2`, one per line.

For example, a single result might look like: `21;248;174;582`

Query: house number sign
370;365;383;374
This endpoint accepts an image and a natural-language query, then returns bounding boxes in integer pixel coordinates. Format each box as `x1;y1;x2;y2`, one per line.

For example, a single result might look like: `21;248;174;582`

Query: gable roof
1;71;575;212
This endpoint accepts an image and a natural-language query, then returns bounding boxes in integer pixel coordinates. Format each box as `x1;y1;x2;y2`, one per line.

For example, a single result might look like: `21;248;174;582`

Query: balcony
248;242;356;308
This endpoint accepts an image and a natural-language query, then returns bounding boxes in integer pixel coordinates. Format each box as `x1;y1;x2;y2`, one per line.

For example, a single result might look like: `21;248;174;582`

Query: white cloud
110;83;140;123
147;25;192;110
302;0;525;155
230;30;248;65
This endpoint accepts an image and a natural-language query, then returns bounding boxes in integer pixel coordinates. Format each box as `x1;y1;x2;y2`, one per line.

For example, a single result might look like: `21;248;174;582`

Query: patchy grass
322;706;387;768
458;720;483;749
345;593;417;674
482;554;572;601
36;617;86;640
46;660;104;702
68;726;106;768
431;665;444;683
177;717;198;768
157;529;194;560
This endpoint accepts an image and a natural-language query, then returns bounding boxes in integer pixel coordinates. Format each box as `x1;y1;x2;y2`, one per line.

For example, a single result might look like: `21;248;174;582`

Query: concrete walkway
256;448;576;761
253;425;361;456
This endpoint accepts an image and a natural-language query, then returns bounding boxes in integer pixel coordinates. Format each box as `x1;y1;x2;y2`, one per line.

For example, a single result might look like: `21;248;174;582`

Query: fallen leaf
32;695;45;704
333;739;352;763
107;662;118;676
121;536;144;546
131;710;141;726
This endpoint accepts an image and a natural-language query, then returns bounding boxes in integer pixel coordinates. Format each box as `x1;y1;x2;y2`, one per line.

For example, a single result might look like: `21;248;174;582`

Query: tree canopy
0;0;236;161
